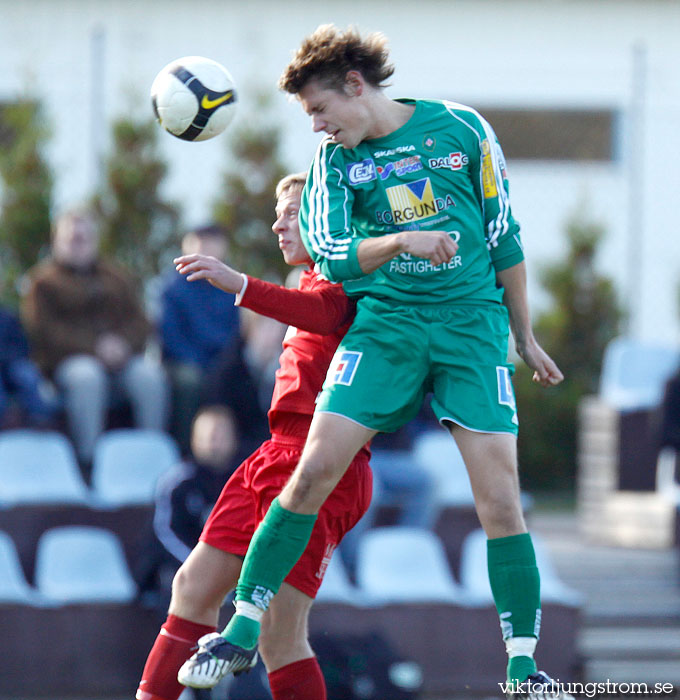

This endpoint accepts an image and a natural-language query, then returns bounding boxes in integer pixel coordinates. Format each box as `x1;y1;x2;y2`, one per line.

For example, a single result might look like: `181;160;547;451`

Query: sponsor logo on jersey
377;155;423;180
428;151;469;171
347;159;376;185
498;151;508;180
252;585;275;610
315;542;337;580
372;144;416;158
376;178;455;225
329;350;362;386
496;366;519;425
481;139;499;199
385;178;436;224
388;254;462;274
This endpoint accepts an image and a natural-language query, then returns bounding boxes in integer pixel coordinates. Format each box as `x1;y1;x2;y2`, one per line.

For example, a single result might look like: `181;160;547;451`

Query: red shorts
200;433;372;598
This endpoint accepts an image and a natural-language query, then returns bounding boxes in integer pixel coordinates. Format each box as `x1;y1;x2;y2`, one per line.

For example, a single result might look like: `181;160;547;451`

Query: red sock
136;614;216;700
268;656;327;700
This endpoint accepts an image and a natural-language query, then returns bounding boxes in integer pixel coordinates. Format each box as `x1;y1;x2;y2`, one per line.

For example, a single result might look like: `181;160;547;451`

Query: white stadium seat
34;526;137;603
0;531;48;605
356;526;463;603
91;428;180;506
0;429;90;506
316;553;361;604
412;429;534;512
412;430;474;507
599;336;679;410
458;528;582;606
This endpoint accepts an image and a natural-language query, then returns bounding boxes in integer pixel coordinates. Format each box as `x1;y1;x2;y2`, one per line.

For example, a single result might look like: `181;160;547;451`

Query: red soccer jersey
238;266;355;435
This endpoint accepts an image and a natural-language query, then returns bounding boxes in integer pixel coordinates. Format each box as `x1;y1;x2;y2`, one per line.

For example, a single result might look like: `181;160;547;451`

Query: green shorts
317;296;519;435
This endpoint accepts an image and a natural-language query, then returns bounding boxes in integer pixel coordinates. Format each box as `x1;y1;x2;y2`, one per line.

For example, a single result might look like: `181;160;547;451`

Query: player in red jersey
135;173;372;700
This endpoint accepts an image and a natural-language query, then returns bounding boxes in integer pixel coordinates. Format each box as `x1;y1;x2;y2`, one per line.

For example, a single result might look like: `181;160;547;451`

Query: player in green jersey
179;24;569;700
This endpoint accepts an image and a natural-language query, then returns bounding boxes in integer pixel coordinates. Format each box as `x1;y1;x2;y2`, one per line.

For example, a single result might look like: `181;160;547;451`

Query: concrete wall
1;0;678;341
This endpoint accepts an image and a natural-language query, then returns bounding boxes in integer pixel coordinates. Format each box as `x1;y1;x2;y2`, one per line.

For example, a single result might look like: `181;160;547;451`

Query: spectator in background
658;366;680;452
0;304;58;429
134;404;244;613
21;209;169;469
238;308;288;414
159;225;241;453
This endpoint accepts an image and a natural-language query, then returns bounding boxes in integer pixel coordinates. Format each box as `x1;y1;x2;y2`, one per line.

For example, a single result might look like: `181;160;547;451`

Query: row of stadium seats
0;425;497;510
0;527;134;606
0;523;581;609
2;336;662;507
0;428;180;507
320;526;581;607
0;426;474;509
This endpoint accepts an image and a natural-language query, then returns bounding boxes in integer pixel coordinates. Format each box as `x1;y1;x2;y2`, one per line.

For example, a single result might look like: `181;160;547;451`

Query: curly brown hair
279;24;395;94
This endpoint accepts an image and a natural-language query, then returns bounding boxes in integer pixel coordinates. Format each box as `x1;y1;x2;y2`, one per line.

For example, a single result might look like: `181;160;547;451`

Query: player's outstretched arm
175;253;352;335
496;261;564;388
174;254;244;294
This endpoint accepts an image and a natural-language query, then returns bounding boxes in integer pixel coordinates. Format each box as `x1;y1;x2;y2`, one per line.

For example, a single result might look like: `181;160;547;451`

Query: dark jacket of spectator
21;259;150;377
159;271;240;368
151;457;240;562
0;307;30;363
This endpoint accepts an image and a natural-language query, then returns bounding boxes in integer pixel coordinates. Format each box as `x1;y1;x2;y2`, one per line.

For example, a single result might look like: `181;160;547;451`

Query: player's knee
476;488;525;536
257;620;278;660
258;618;309;669
476;483;525;537
285;457;343;511
171;560;207;606
300;451;347;489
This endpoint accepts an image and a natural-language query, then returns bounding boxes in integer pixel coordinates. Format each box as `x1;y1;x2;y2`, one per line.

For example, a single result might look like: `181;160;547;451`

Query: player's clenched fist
397;230;459;266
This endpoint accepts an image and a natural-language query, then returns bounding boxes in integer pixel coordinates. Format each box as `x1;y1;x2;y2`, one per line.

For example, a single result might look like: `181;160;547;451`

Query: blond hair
275;172;307;199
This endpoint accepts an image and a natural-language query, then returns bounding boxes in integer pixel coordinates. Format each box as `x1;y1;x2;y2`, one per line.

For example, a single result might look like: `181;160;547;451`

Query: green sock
222;497;317;650
487;533;541;682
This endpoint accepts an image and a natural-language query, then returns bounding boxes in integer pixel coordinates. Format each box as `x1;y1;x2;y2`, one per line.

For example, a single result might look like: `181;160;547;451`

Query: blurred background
0;1;679;698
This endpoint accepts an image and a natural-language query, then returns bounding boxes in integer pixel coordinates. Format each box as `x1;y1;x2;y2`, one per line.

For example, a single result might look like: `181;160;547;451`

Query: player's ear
344;71;363;97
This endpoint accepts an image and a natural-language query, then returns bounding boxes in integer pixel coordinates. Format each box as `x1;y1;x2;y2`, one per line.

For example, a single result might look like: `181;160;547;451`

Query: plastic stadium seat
34;526;137;603
412;430;475;506
316;553;360;604
91;428;180;506
0;429;90;506
599;336;679;410
656;447;680;504
356;526;463;603
458;528;582;606
0;531;48;605
412;429;534;512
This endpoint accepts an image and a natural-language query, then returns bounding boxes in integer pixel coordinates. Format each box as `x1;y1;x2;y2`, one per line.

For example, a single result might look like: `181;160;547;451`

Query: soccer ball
151;56;237;141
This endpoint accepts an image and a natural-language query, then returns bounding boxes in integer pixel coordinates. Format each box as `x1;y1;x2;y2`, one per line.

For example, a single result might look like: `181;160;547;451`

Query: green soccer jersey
300;98;524;305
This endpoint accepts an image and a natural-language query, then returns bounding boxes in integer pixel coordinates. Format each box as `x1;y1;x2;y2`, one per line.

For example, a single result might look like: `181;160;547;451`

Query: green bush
93;115;180;284
212;96;290;280
0;100;53;305
515;216;623;491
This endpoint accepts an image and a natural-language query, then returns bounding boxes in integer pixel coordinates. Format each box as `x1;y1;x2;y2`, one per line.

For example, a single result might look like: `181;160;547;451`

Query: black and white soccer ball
151;56;237;141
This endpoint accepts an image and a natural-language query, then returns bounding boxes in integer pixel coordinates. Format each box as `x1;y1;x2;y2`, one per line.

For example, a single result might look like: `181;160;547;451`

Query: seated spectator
659;365;680;452
200;331;270;456
20;209;169;468
159;225;241;452
0;304;58;428
239;307;288;414
134;404;243;612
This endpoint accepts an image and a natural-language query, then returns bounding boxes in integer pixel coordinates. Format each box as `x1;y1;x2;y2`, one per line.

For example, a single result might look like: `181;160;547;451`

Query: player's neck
365;94;415;141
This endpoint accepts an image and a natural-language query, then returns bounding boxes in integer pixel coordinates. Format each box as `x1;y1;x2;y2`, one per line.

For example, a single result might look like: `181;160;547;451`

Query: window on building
474;107;618;162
